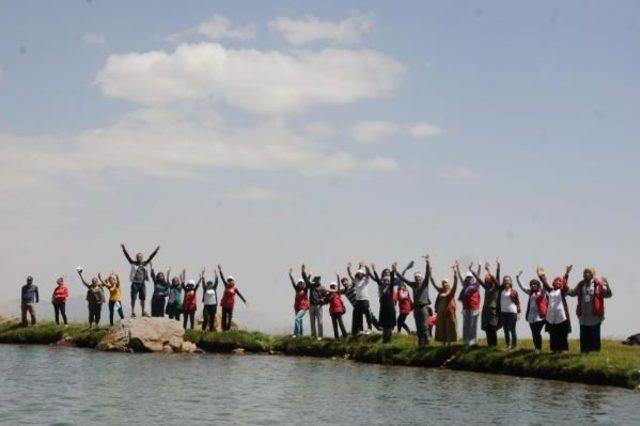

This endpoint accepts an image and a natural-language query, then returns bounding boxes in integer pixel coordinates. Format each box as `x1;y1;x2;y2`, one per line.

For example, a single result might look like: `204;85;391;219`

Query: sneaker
316;337;322;341
142;312;150;317
364;330;372;335
131;313;137;318
290;334;297;338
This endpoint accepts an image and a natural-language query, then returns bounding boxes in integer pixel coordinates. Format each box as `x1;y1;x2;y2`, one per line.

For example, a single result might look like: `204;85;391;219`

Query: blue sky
1;1;638;335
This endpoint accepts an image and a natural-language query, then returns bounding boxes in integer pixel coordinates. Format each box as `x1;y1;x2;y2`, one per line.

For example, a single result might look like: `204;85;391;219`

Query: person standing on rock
218;264;248;331
397;256;432;346
289;268;309;337
166;271;183;321
150;264;170;317
120;243;160;318
20;276;39;326
51;277;69;326
182;269;203;330
99;272;124;326
78;269;106;328
567;267;612;353
301;264;326;339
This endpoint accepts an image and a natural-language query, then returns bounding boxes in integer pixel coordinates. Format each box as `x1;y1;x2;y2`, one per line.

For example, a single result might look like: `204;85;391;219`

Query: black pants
202;305;217;332
547;321;569;352
331;313;347;339
151;294;166;317
53;302;67;325
88;303;102;325
485;326;498;347
352;300;373;335
529;320;545;350
108;300;124;326
183;310;195;329
500;312;518;347
166;302;181;321
222;307;233;331
382;327;393;343
414;305;430;346
397;313;410;333
580;324;601;353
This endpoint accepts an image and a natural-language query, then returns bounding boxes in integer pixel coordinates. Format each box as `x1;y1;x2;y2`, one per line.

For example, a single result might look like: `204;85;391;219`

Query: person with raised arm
150;263;170;317
516;270;547;351
20;276;39;327
77;269;105;329
397;256;432;346
301;264;326;339
218;264;248;331
348;262;376;335
458;262;481;346
327;281;348;340
470;258;501;347
201;270;220;332
182;269;204;330
396;279;413;334
368;263;399;343
567;268;613;353
120;243;160;318
496;262;520;349
51;277;69;326
431;262;459;346
165;269;184;321
289;268;309;337
98;272;124;325
537;265;572;352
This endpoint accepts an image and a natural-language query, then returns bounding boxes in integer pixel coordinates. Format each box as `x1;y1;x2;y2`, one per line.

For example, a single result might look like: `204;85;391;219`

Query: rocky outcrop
97;317;199;353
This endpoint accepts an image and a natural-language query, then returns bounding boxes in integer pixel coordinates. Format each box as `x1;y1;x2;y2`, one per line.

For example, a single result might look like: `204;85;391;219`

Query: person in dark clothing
301;264;327;339
397;256;432;346
121;243;160;318
21;276;39;326
150;263;170;317
78;269;106;328
201;271;220;332
368;264;398;343
470;259;501;347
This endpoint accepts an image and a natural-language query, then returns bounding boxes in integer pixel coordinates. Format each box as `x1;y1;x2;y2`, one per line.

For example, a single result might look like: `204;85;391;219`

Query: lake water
0;345;636;425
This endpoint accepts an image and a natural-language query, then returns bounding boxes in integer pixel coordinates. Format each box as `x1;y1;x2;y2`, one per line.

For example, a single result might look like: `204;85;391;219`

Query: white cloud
168;14;255;43
0;108;397;196
304;121;336;138
437;165;480;180
269;15;373;45
95;42;403;115
82;33;106;45
352;120;443;143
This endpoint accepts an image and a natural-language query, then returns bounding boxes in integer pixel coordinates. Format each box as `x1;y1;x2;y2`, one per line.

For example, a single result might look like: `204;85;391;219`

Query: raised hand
289;268;293;275
517;270;523;278
468;261;474;271
565;265;573;274
536;266;545;276
495;257;501;265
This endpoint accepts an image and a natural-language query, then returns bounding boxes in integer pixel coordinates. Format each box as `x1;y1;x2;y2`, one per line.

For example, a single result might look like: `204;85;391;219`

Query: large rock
97;317;195;353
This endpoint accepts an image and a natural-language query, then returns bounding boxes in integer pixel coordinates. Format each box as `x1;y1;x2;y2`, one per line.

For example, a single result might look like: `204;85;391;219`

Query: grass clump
0;321;107;347
186;330;275;353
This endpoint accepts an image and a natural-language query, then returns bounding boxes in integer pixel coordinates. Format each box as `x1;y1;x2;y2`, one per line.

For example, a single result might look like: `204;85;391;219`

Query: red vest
294;288;309;312
525;290;548;320
221;285;237;310
52;284;69;303
398;287;413;314
328;292;345;315
463;285;480;311
183;290;197;312
575;279;606;317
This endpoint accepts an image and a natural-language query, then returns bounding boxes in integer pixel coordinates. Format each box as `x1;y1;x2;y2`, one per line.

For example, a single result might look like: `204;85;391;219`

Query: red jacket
575;279;607;318
397;287;413;314
183;290;197;312
52;284;69;303
462;285;481;311
328;292;345;315
294;288;309;312
525;290;548;320
221;284;238;310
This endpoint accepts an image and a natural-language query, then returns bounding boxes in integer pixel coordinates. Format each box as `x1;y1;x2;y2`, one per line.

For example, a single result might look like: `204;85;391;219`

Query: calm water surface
0;345;636;425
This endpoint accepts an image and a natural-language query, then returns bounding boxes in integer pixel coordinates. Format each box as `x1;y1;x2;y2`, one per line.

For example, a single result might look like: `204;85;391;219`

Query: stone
97;317;186;353
180;341;198;353
232;348;245;355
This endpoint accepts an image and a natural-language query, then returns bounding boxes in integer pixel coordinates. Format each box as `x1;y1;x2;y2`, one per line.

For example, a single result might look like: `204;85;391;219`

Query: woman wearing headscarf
457;262;481;346
567;267;612;353
396;256;432;346
470;258;501;347
431;262;459;345
537;265;572;352
516;271;547;351
368;264;398;343
218;264;249;332
497;272;520;349
289;268;309;337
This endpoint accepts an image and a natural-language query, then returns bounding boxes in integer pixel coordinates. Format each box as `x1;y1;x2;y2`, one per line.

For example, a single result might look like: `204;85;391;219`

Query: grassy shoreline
2;321;638;390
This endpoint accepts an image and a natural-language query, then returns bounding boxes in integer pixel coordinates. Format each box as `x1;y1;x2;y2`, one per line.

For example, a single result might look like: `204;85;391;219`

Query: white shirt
500;289;518;314
526;291;545;323
203;287;217;305
355;278;370;301
546;289;567;324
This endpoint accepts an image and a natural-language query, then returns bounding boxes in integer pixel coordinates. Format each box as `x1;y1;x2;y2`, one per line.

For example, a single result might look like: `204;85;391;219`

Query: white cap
356;269;366;275
76;266;83;272
188;279;196;285
297;279;305;284
227;276;235;281
465;272;474;279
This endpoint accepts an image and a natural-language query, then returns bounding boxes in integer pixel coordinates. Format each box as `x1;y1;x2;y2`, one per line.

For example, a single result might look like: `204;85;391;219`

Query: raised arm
602;278;613;298
213;271;219;290
470;263;485;289
121;243;133;264
144;245;160;266
430;274;442;293
451;267;458;294
217;265;227;285
536;266;553;292
347;263;355;281
367;265;380;284
516;271;531;295
289;268;297;290
301;264;312;288
495;258;501;285
97;272;106;286
166;268;171;283
150;264;157;284
77;271;90;288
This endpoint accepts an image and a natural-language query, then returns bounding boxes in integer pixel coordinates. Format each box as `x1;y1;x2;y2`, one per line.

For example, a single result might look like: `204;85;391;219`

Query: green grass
2;321;639;389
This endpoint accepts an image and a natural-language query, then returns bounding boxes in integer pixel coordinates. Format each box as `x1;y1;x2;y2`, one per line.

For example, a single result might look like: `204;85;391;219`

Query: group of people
19;244;249;332
287;257;613;353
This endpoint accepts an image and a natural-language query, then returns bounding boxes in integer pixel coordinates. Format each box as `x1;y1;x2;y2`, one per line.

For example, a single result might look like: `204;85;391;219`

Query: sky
1;0;639;337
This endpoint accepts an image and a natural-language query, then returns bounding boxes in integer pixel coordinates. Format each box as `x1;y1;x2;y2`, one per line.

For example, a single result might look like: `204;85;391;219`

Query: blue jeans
462;310;479;345
294;309;307;335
